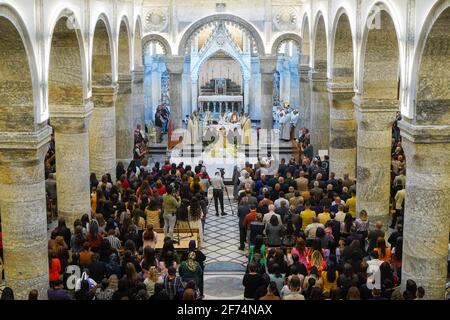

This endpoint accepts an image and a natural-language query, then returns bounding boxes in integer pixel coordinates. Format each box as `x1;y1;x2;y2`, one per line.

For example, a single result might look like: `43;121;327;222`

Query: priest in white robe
185;115;199;144
290;110;300;140
218;112;227;124
279;111;292;141
241;114;252;145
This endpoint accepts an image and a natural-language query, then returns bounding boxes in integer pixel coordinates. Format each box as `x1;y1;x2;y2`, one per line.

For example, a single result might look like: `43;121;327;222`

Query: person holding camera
162;185;181;239
211;171;226;216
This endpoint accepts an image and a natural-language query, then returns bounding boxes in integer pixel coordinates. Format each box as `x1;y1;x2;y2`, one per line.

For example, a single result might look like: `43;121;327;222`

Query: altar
198;95;244;115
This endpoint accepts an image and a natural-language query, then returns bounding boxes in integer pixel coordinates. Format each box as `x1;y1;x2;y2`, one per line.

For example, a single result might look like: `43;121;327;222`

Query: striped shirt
106;235;121;250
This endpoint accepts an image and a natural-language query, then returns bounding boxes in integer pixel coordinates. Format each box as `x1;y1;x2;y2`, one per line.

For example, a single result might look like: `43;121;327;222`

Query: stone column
354;97;398;227
191;78;198;114
327;82;357;179
299;65;312;130
282;59;291;104
116;74;134;164
151;61;161;117
0;126;52;299
132;66;144;128
250;57;261;121
399;120;450;300
144;57;153;124
289;62;300;109
90;85;118;177
52;103;93;229
259;55;278;131
310;71;330;153
166;56;185;129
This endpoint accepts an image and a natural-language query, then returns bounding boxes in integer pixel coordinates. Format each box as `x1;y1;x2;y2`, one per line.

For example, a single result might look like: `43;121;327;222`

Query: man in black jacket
238;197;251;250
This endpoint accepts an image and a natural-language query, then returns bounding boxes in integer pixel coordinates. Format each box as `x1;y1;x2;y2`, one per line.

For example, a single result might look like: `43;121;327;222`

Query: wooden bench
154;228;200;251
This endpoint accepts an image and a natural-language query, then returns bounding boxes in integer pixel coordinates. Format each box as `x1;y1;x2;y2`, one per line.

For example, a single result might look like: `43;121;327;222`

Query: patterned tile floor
202;187;247;299
202;187;247;267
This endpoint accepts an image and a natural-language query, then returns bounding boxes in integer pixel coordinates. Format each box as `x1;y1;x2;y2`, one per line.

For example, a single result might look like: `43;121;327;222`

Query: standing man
238;197;251;250
290;110;300;140
162;185;181;239
211;171;226;216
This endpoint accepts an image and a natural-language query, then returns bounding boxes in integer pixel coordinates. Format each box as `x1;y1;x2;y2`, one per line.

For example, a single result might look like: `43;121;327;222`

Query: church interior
0;0;449;301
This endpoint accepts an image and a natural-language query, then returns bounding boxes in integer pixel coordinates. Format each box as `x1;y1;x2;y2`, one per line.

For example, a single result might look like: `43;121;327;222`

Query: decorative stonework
273;7;299;31
144;7;169;32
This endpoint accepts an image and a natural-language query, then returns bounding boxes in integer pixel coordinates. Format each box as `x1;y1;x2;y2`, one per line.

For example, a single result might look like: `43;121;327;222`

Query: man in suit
238;197;251;250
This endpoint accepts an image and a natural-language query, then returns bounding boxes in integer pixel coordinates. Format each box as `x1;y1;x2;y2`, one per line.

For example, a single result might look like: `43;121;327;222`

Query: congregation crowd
235;113;430;300
0;113;449;300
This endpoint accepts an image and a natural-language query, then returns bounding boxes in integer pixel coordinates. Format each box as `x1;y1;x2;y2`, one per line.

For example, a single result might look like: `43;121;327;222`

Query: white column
151;60;161;115
191;79;198;115
282;59;291;105
166;56;185;129
243;78;250;114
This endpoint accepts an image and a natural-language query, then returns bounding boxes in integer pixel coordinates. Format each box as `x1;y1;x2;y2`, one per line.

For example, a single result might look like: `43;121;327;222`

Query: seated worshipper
274;191;289;209
300;201;316;231
142;224;158;249
291;238;310;268
249;213;265;246
282;275;305;300
305;217;325;242
260;282;281;300
163;266;184;300
179;252;203;289
243;262;268;300
264;215;284;247
187;197;204;247
248;235;267;268
374;237;392;263
275;200;290;222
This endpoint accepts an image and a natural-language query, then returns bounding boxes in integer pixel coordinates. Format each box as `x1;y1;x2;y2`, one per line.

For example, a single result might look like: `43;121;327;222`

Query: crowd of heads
237;116;427;300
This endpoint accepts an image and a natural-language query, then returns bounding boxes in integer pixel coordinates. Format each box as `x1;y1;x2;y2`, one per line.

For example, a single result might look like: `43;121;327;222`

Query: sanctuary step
149;145;168;157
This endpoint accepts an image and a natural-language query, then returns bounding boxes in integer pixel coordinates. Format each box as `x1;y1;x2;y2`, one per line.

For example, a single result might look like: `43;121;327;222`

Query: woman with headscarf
181;240;206;296
178;251;203;293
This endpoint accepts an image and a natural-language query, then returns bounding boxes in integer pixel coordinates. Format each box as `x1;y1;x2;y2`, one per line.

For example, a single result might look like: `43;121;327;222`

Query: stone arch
0;5;40;131
271;33;302;55
177;14;265;56
412;1;450;125
331;9;354;83
360;4;401;99
301;14;310;65
142;34;172;56
48;11;86;108
134;16;143;68
92;15;114;86
313;11;328;73
118;17;131;75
